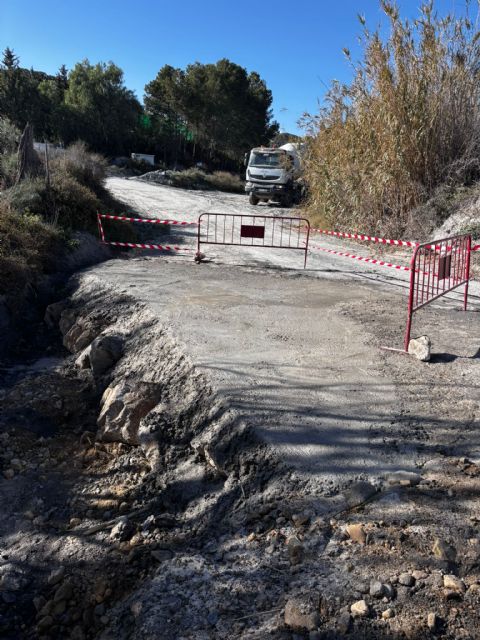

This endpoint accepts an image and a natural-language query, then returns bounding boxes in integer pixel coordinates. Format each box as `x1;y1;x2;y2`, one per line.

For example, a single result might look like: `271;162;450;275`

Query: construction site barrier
196;213;311;268
97;213;193;253
404;234;472;351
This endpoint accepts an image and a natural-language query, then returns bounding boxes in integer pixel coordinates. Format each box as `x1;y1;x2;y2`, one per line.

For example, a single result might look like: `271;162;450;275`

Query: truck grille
250;173;278;181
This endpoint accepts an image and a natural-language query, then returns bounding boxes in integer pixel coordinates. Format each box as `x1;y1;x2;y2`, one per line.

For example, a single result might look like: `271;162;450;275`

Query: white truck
244;142;303;207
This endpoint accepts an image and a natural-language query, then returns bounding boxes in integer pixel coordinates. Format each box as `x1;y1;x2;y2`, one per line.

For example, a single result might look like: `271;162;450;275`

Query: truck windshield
249;152;281;168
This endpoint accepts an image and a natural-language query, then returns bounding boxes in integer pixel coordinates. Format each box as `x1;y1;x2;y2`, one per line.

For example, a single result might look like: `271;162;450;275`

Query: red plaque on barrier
241;224;265;239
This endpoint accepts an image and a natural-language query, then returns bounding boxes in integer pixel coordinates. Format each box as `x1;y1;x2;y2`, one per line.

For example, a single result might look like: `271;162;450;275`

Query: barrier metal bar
197;213;311;268
404;234;472;351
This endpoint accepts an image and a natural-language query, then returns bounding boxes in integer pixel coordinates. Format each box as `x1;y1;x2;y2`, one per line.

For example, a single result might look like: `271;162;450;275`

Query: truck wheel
249;193;259;205
281;192;293;207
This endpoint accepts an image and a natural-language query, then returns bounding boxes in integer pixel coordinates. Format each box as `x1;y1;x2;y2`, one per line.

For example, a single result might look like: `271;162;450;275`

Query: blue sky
1;0;465;134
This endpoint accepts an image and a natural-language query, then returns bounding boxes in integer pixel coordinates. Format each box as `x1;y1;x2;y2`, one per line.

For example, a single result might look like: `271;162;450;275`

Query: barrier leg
464;236;471;311
404;247;418;352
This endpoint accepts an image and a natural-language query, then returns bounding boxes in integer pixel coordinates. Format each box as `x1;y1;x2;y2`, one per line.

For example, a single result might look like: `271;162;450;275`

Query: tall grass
303;1;480;238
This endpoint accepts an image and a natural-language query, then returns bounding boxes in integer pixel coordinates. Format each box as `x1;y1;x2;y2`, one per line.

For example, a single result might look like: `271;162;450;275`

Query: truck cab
244;143;302;207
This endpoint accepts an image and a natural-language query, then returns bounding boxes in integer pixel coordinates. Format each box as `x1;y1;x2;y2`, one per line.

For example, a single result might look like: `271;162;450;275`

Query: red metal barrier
97;213;193;252
196;213;310;268
404;234;472;351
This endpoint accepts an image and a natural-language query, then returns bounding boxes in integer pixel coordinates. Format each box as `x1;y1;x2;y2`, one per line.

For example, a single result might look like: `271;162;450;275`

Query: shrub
50;171;102;230
0;152;19;189
0;118;20;155
0;200;63;298
303;1;480;237
5;178;46;215
51;141;107;195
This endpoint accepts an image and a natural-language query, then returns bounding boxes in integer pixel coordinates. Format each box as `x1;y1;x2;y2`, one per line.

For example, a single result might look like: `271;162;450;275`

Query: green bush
0;151;19;189
5;178;46;215
0;200;63;298
50;170;102;230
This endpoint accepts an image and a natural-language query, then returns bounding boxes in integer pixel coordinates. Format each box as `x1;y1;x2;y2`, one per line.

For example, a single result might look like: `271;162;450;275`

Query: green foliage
303;1;480;237
145;59;278;168
0;151;18;188
0;200;63;296
4;177;46;214
49;170;102;230
0;118;20;154
64;60;142;155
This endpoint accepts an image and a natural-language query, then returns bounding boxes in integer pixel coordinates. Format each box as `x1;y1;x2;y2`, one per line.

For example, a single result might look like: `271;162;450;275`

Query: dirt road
96;178;480;490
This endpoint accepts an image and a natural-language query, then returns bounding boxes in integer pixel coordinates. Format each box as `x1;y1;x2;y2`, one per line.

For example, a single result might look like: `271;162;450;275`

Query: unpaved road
98;177;480;489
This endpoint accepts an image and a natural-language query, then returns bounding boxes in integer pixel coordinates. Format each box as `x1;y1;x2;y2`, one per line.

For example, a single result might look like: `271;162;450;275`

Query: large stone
97;381;162;444
284;596;320;631
432;538;456;562
408;335;431;362
76;334;123;376
44;301;67;329
443;575;466;593
350;599;369;618
386;470;422;486
346;523;366;544
342;481;377;508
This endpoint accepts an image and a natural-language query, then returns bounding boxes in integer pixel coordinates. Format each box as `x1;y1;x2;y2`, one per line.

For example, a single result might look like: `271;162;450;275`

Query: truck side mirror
244;152;248;167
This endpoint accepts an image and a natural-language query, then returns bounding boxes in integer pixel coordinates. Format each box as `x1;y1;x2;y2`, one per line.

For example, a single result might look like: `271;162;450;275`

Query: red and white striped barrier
99;214;198;226
102;240;192;252
309;227;418;248
308;242;411;271
97;213;194;253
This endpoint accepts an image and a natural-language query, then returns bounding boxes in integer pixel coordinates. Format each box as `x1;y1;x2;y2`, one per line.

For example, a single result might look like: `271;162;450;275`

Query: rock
351;600;369;618
37;615;54;631
408;335;431;361
284;596;320;631
87;334;124;376
110;516;133;542
343;481;377;508
386;471;421;486
97;381;162;444
151;549;174;562
382;608;395;619
47;567;66;586
427;612;438;630
336;611;351;634
412;570;428;581
287;536;304;565
53;581;73;602
398;573;415;587
292;512;310;526
33;595;47;612
443;575;466;593
432;538;456;562
70;626;85;640
346;523;366;544
370;580;387;598
2;469;14;480
58;309;78;339
9;458;22;472
44;301;67;329
69;517;82;528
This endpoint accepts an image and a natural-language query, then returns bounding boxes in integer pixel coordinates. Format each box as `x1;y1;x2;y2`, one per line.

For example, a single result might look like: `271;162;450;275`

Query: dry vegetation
0;131;123;299
166;168;244;193
303;0;480;239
